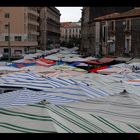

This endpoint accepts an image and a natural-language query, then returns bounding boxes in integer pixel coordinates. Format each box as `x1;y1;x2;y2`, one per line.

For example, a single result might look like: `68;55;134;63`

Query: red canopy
89;65;109;73
38;58;56;65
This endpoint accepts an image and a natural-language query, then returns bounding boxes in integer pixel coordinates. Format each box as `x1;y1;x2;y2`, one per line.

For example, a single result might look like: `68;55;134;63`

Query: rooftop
94;8;140;21
61;22;81;28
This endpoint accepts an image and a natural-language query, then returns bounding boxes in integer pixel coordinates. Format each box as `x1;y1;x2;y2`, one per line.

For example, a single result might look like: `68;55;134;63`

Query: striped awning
0;100;140;133
0;71;140;133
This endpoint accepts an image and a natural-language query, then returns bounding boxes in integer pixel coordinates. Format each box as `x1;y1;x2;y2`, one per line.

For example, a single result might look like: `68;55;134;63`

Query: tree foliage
61;37;81;48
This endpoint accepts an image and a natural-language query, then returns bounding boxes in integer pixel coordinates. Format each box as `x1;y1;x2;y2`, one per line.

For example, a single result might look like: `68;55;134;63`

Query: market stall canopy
89;66;109;73
86;57;116;65
99;57;116;63
84;56;98;61
85;60;103;65
127;58;140;64
97;67;132;75
76;63;89;67
24;55;35;60
129;63;140;69
45;54;60;61
0;66;22;72
115;57;132;62
0;62;7;66
21;66;49;73
13;59;25;63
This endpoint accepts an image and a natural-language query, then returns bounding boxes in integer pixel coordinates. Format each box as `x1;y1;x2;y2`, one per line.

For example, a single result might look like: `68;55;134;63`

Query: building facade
0;7;39;59
60;22;81;42
95;8;140;58
80;7;133;57
39;7;61;50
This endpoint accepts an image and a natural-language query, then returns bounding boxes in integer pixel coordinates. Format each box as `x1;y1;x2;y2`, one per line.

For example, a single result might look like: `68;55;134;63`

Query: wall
131;18;140;57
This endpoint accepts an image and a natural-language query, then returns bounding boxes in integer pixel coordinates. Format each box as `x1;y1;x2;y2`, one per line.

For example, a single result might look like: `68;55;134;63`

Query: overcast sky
56;7;82;22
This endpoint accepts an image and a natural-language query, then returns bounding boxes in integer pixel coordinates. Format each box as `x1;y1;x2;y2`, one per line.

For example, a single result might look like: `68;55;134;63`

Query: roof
86;57;116;65
94;8;140;21
85;60;103;65
114;8;140;19
94;12;120;21
61;22;81;28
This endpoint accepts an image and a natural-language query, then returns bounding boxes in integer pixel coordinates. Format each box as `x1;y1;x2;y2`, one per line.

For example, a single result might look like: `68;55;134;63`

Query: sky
56;7;82;22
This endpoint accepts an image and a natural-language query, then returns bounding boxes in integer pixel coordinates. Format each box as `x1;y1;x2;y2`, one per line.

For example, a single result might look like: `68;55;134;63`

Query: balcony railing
2;53;23;59
28;20;39;26
108;30;115;36
124;29;131;36
27;9;39;17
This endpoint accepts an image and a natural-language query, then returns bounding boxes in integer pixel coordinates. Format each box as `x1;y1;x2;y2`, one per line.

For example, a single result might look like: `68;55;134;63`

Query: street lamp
5;22;11;62
8;22;11;62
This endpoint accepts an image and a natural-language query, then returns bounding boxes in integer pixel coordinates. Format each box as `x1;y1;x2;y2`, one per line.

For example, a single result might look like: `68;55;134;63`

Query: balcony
27;9;39;17
108;30;115;36
124;29;131;36
2;53;9;58
2;53;22;59
28;20;39;26
0;41;38;47
28;30;39;35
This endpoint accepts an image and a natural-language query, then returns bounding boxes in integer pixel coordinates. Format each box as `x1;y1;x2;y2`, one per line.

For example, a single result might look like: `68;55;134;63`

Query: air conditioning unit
107;39;114;43
123;21;126;25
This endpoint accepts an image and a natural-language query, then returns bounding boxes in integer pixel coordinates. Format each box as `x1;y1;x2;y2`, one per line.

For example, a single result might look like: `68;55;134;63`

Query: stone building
94;8;140;58
39;7;61;50
94;13;120;56
80;7;133;57
0;7;39;59
60;22;81;42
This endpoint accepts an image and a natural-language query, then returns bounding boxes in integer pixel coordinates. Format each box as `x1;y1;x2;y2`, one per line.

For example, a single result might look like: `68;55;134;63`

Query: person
40;99;49;105
120;89;128;95
42;54;45;58
132;65;136;72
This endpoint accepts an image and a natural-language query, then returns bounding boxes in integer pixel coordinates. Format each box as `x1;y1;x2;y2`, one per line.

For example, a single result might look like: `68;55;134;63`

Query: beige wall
0;7;40;58
0;7;25;34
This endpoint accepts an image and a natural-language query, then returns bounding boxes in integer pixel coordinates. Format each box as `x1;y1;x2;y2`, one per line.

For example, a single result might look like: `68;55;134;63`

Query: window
15;36;22;41
14;50;22;54
24;13;26;22
5;13;10;18
109;42;115;54
24;24;26;33
111;21;115;31
4;48;9;53
65;29;67;34
125;38;131;53
102;26;106;42
5;24;9;29
125;19;131;30
5;36;9;41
